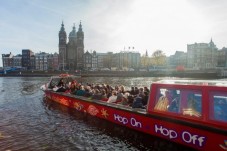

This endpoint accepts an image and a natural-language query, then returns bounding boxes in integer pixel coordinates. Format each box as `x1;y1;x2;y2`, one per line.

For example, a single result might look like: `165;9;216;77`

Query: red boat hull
44;90;227;151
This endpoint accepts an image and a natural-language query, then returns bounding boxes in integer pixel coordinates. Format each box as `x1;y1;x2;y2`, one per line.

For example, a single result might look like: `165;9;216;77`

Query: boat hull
44;90;227;151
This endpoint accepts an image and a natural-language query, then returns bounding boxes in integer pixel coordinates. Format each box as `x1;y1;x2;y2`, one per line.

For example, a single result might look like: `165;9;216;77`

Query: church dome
69;25;77;38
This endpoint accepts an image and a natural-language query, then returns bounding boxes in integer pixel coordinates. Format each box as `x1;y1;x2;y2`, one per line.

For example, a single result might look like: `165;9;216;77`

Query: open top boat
41;75;227;151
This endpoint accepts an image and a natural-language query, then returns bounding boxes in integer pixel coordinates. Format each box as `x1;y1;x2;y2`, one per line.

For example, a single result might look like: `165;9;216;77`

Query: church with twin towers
58;21;84;70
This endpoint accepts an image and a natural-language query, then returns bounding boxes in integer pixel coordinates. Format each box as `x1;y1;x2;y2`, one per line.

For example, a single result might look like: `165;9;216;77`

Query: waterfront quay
0;69;220;79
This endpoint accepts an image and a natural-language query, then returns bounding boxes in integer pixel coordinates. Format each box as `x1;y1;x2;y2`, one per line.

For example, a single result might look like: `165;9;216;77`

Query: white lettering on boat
130;117;142;128
155;125;177;139
154;124;206;147
114;114;142;128
114;114;128;125
182;131;205;147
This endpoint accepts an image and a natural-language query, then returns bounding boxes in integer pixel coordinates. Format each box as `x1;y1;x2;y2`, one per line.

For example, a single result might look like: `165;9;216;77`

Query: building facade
22;49;35;70
47;53;59;70
2;52;14;68
168;51;187;69
35;52;48;71
217;47;227;67
84;51;92;69
13;54;22;67
91;51;98;69
187;39;218;69
115;51;141;69
58;21;84;71
96;52;110;68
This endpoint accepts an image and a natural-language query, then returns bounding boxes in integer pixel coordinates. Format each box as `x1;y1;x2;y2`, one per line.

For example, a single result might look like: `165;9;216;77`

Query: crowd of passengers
53;79;149;109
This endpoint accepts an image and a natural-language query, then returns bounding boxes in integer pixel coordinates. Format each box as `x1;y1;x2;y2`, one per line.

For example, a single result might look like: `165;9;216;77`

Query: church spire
79;20;83;32
145;50;148;57
59;21;67;46
210;37;214;45
209;37;216;48
60;21;65;32
73;23;76;30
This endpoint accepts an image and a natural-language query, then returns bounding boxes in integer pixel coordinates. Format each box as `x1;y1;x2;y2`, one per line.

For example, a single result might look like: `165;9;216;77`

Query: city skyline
1;0;227;67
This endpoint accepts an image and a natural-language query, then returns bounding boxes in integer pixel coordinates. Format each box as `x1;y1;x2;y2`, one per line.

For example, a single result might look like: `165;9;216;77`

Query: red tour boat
42;74;227;151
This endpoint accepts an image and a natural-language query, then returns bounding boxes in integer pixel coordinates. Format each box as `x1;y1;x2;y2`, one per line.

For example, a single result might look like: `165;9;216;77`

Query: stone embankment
0;70;220;79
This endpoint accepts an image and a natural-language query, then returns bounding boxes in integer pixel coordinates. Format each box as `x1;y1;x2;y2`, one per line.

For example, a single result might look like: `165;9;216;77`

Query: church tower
58;21;67;70
58;21;84;70
67;24;77;70
76;21;84;69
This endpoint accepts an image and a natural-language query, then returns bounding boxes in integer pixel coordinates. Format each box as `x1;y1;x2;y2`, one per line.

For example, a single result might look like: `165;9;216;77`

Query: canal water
0;77;201;151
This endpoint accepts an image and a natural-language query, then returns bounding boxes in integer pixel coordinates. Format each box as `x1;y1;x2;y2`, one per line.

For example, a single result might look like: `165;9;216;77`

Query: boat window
154;88;181;113
209;92;227;122
182;92;202;118
154;88;202;118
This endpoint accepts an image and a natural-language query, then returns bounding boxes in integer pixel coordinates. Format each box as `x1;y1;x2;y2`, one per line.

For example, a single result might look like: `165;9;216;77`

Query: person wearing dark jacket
132;96;145;109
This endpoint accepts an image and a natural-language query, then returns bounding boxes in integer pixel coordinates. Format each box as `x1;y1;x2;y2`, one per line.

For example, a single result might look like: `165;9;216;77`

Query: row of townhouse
2;49;141;71
83;51;141;70
2;39;227;71
2;49;59;71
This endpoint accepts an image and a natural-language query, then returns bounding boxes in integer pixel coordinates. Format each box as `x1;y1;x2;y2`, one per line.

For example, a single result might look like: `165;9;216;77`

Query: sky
1;0;227;66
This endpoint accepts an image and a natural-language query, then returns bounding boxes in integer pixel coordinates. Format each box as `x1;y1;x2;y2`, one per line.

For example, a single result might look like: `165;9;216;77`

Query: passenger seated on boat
105;84;113;98
71;87;79;95
127;95;134;107
115;85;119;91
55;79;67;92
69;81;76;93
130;87;136;96
117;92;130;105
57;79;64;87
142;91;149;106
119;85;125;93
92;89;102;100
144;86;150;93
75;86;86;96
132;95;145;109
56;86;67;92
116;90;123;101
134;87;139;95
107;91;117;103
101;89;108;101
83;86;93;98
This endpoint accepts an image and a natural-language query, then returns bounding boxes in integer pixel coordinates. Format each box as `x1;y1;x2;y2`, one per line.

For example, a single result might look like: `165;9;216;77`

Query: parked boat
42;75;227;151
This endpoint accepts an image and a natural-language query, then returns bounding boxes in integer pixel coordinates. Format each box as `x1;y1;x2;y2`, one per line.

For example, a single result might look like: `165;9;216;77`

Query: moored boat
42;75;227;151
